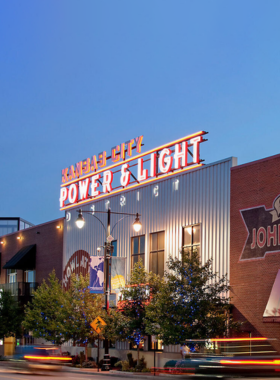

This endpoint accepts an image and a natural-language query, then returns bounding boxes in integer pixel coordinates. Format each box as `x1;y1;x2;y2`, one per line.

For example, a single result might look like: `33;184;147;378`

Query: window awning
3;244;36;270
263;269;280;322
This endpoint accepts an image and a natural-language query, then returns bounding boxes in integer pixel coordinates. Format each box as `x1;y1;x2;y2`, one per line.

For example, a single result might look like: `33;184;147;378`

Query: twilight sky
1;0;280;225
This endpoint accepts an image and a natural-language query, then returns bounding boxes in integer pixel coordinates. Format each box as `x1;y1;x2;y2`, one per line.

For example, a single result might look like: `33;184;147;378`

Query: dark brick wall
230;153;280;353
0;218;64;284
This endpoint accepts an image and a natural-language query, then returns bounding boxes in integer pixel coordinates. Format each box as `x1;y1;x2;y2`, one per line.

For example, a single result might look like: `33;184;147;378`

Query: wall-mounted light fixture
133;213;142;232
17;236;21;240
56;225;61;229
0;241;3;245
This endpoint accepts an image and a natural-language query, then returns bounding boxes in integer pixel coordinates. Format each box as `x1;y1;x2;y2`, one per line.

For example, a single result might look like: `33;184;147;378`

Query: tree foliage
23;270;67;345
23;253;240;350
0;290;23;338
145;251;239;345
23;271;124;349
63;273;106;345
117;260;163;352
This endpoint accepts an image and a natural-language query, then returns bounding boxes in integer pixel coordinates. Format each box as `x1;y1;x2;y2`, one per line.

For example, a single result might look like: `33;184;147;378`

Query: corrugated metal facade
63;157;236;281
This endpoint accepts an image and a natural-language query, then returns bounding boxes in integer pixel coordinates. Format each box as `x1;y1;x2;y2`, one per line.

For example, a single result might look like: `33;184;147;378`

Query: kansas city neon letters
59;131;207;210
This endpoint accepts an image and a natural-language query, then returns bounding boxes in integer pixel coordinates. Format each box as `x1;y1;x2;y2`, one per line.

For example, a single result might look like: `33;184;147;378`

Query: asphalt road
0;371;280;380
0;368;116;380
1;364;280;380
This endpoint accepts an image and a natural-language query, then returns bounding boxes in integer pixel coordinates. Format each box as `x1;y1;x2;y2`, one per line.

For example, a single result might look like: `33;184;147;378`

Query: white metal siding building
63;156;236;283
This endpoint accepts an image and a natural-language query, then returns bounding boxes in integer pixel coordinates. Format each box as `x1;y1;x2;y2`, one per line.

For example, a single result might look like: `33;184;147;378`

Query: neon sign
59;131;208;211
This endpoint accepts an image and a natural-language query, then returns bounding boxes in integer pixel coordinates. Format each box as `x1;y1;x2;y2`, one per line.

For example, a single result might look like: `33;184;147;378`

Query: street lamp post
75;207;142;369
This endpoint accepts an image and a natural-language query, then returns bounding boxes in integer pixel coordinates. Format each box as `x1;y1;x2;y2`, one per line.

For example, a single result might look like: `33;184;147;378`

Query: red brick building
230;153;280;353
0;218;64;306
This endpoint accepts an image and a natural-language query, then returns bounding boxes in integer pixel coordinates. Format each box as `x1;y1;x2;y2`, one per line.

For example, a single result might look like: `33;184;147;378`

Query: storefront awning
3;244;36;270
263;269;280;322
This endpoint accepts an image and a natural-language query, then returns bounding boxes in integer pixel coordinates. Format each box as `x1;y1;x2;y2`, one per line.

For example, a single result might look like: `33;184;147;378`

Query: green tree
102;307;130;343
64;273;127;356
63;273;106;355
23;270;67;345
117;260;163;362
23;270;125;357
145;251;239;346
0;289;23;339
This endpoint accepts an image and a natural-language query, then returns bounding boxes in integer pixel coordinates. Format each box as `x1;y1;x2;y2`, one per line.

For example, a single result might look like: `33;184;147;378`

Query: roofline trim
0;217;65;239
231;153;280;171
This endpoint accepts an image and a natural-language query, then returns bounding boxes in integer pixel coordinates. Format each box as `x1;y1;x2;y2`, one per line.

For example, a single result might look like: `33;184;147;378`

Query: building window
131;236;145;268
7;269;17;283
149;231;165;277
0;219;18;236
111;240;117;257
149;336;164;351
182;224;201;257
24;270;36;283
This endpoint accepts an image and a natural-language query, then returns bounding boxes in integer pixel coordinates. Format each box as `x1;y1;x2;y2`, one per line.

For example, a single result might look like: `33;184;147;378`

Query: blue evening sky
1;0;280;225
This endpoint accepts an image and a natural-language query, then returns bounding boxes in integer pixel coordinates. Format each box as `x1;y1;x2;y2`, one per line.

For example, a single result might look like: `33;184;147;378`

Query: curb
63;368;189;378
64;368;158;378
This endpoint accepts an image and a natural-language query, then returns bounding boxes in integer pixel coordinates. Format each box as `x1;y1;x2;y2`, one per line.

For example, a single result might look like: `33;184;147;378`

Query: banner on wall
89;256;104;293
111;257;126;295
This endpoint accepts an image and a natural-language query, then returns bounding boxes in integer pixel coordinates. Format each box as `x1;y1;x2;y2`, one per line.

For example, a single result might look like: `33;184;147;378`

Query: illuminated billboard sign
59;131;208;211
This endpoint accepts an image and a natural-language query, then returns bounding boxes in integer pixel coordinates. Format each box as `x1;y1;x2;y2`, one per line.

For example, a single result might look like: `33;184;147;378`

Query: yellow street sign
90;316;107;334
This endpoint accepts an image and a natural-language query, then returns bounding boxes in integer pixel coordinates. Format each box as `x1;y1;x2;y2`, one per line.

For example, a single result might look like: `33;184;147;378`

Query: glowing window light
186;227;192;235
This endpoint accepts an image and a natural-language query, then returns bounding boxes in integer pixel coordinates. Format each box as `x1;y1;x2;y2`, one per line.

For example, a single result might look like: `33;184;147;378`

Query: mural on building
63;250;90;290
240;194;280;260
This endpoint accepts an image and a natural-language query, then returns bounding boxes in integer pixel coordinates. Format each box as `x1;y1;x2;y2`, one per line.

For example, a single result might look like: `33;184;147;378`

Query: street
0;364;280;380
0;367;116;380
